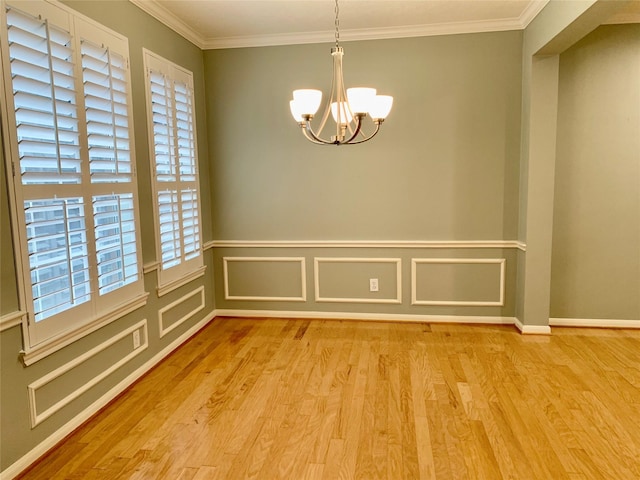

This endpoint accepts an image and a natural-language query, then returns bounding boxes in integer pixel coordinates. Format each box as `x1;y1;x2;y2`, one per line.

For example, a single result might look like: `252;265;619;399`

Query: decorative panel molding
223;257;307;302
411;258;506;306
158;286;205;338
314;257;402;304
27;320;148;427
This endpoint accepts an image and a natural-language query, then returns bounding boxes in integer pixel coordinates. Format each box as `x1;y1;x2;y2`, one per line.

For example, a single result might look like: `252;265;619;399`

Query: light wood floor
18;318;640;479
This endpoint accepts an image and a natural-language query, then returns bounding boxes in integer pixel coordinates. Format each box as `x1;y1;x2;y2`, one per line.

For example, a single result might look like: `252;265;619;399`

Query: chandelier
289;0;393;145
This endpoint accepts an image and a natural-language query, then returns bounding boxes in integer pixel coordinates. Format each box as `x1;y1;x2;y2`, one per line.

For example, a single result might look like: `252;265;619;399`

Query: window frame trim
0;0;148;355
142;48;204;294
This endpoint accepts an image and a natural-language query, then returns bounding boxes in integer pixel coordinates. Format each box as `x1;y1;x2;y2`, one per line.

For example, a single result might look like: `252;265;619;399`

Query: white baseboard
214;308;517;326
514;318;552;335
0;310;215;480
550;317;640;329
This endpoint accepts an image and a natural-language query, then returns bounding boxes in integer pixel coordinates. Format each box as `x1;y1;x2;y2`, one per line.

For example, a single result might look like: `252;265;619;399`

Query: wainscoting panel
158;286;205;338
412;258;506;306
223;257;307;301
27;320;148;427
314;257;402;304
213;244;517;318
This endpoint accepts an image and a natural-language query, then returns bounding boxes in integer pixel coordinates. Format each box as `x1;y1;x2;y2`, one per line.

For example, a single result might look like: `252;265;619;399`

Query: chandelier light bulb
331;101;353;125
369;95;394;121
289;100;304;122
346;87;377;114
292;89;323;116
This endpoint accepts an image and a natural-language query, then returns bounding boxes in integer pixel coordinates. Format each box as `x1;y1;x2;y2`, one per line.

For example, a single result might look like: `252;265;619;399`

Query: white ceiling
129;0;639;49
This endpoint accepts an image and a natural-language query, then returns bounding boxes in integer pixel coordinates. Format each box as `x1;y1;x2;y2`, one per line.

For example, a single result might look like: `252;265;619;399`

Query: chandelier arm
302;121;334;145
338;57;356;137
343;114;365;144
316;94;332;137
347;121;382;145
315;49;340;137
336;51;345;132
301;129;327;145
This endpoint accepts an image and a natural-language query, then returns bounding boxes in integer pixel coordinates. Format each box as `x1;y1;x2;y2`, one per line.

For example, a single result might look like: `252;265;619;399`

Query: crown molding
129;0;205;48
130;0;552;51
204;18;526;50
518;0;551;28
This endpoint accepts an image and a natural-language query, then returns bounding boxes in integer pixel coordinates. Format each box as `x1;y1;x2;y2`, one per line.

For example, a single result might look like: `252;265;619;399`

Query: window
143;50;203;291
1;1;145;348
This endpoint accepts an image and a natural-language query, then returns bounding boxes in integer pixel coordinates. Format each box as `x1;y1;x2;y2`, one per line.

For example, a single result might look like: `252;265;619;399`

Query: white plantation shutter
93;193;138;295
158;189;181;268
181;188;200;260
144;50;202;285
1;1;144;346
174;81;196;182
79;36;140;299
25;198;90;321
149;70;175;182
81;39;132;183
7;6;81;185
6;3;88;326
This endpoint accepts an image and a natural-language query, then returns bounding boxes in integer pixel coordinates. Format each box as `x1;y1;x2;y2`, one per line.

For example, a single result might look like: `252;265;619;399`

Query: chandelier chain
334;0;340;48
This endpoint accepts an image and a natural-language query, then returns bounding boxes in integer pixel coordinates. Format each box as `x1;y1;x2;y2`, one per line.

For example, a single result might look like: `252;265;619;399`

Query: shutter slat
7;7;46;33
86;109;128;126
14;95;77;118
22;172;82;184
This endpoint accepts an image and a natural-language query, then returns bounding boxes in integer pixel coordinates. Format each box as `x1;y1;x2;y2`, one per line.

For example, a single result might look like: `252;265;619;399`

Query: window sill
157;265;207;297
21;292;149;366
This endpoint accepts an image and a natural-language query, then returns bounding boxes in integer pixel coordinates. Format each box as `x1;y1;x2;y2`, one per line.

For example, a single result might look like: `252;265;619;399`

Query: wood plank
16;318;640;480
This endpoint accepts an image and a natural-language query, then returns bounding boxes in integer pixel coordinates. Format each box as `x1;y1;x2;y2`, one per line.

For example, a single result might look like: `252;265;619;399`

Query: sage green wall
1;1;214;473
204;31;523;321
205;31;522;241
514;0;627;326
551;24;640;320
